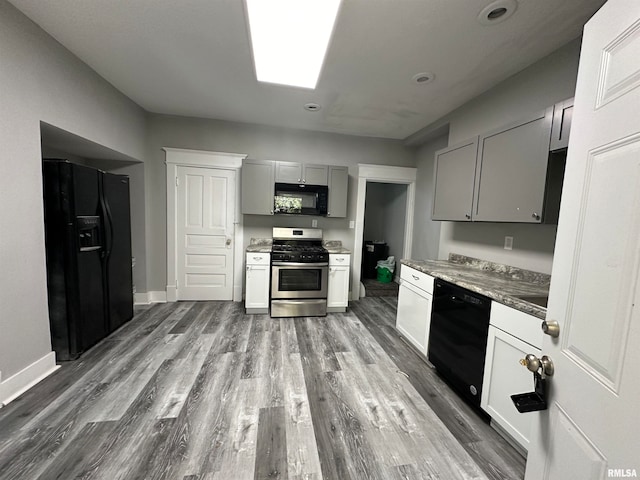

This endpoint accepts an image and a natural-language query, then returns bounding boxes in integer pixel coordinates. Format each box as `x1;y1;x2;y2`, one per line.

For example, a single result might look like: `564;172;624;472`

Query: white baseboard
134;291;168;305
0;352;59;408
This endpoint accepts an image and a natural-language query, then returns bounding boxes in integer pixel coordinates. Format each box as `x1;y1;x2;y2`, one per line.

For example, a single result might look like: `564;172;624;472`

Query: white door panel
525;1;640;478
176;166;235;300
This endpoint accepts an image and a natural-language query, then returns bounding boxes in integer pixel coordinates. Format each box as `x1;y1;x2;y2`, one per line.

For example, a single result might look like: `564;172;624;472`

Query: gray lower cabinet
275;161;328;185
474;107;554;223
432;137;478;221
241;159;275;215
327;166;348;218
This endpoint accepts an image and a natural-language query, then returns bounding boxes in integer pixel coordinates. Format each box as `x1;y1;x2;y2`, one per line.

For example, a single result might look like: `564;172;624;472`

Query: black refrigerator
43;159;134;361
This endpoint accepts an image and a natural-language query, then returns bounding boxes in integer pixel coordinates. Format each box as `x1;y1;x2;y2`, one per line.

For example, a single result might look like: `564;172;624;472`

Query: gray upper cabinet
241;159;275;215
275;161;328;185
549;98;574;151
432;137;478;221
327;166;348;218
474;107;554;223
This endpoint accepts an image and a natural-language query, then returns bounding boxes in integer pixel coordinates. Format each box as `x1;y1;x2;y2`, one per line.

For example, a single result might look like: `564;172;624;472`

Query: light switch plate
312;219;318;228
349;220;355;229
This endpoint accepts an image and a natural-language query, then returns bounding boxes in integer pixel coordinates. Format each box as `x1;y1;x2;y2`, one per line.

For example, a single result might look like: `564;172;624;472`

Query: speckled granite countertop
402;254;550;319
246;238;272;253
323;240;351;254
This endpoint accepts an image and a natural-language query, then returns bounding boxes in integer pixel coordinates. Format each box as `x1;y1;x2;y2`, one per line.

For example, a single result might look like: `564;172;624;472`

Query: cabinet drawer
490;302;542;349
400;265;434;294
246;252;270;265
329;254;350;266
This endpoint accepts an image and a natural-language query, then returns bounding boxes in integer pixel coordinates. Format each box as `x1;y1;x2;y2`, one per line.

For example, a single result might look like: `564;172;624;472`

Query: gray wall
411;134;448;261
0;1;146;380
145;114;416;292
427;39;582;273
364;183;407;263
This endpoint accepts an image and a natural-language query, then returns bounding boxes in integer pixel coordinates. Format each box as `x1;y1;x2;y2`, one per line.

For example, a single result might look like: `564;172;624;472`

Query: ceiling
12;0;606;140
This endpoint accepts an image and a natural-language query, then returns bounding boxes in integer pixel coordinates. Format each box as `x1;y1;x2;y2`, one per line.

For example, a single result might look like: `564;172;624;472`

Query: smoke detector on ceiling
478;0;517;25
303;103;322;112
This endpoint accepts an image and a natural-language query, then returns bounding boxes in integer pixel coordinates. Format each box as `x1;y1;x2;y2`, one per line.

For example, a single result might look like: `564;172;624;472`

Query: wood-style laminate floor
0;298;525;480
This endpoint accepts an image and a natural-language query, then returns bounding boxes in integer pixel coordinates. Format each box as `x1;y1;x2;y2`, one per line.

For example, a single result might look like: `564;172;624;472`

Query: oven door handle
271;262;329;267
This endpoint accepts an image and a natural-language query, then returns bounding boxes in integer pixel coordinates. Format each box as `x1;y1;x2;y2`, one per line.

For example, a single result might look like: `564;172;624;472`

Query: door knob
226;238;232;246
542;319;560;337
520;354;554;377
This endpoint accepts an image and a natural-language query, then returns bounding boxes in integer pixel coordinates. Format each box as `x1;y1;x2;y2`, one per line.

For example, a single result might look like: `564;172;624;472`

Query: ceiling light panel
246;0;341;89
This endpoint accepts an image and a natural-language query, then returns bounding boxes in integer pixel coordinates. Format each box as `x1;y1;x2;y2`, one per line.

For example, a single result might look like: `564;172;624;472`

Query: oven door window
272;265;328;299
278;268;322;291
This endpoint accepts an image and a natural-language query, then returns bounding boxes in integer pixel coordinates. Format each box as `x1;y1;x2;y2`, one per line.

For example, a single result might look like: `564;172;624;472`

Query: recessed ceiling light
478;0;517;25
303;103;322;112
246;0;342;89
412;72;435;85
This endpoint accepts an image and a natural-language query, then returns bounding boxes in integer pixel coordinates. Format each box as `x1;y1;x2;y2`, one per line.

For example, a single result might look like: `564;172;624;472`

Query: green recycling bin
375;258;395;283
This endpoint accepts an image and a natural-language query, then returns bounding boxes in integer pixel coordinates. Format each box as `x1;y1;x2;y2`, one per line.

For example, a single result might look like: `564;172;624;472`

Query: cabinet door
549;98;574;151
327;266;349;308
245;263;270;311
242;160;275;215
303;164;328;185
275;161;303;183
474;108;553;222
432;137;478;221
481;325;541;452
396;281;432;355
327;166;348;218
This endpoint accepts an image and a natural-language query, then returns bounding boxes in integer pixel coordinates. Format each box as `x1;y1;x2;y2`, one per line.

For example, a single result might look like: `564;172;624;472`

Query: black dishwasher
428;279;491;409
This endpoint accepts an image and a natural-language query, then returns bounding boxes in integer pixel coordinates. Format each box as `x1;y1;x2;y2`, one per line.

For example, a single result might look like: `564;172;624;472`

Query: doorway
352;164;417;301
361;182;408;297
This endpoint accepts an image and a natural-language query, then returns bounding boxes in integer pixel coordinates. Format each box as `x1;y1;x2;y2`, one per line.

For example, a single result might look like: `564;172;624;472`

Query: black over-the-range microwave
274;182;328;216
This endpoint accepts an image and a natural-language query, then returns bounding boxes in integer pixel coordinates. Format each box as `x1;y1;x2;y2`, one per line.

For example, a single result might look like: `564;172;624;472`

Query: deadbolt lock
542;319;560;337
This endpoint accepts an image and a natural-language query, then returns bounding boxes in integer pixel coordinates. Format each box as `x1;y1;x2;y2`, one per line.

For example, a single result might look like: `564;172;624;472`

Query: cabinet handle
412;274;419;280
336;257;344;262
465;214;471;220
327;212;331;216
270;210;273;215
246;266;250;271
253;256;263;261
297;178;301;182
532;212;541;221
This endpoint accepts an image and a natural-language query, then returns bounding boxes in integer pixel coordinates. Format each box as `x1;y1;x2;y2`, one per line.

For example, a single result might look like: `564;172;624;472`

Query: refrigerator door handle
104;197;114;259
99;177;114;260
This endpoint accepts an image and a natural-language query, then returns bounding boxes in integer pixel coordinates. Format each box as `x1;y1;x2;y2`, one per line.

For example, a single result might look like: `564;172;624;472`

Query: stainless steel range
270;227;329;318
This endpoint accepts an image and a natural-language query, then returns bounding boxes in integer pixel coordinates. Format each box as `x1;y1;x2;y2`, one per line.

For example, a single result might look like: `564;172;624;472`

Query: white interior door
526;1;640;478
176;166;235;300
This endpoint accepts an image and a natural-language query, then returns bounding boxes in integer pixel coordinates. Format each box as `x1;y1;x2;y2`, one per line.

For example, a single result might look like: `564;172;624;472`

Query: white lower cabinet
396;266;433;356
245;252;270;314
327;253;350;312
481;302;543;453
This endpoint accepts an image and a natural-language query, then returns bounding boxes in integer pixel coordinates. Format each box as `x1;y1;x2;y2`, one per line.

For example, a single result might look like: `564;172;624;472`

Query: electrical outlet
312;219;318;228
504;236;513;250
349;220;355;229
